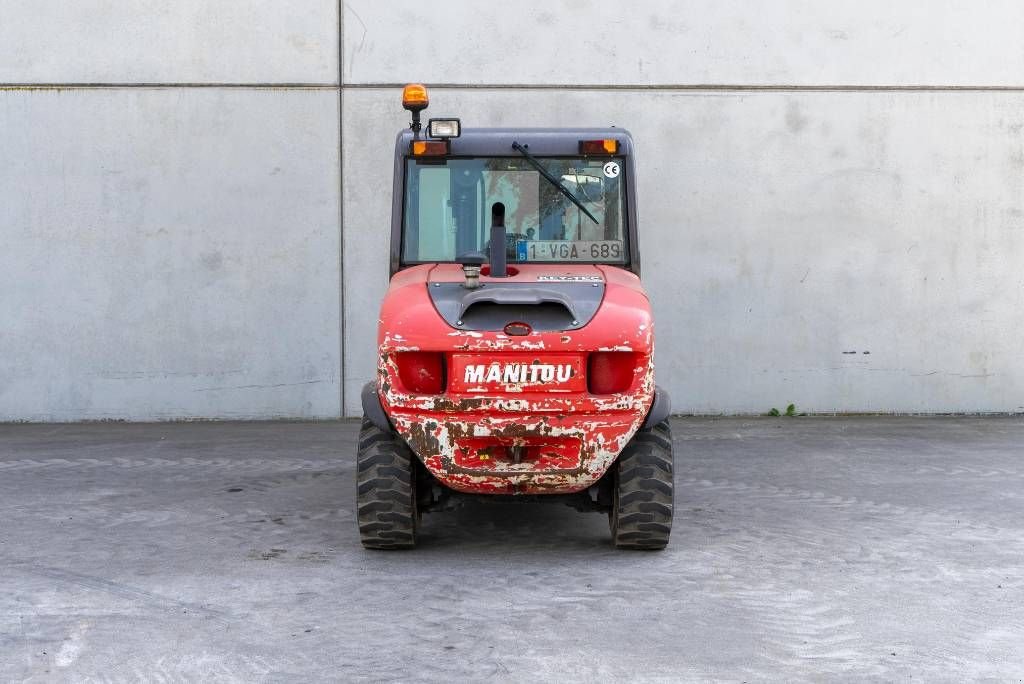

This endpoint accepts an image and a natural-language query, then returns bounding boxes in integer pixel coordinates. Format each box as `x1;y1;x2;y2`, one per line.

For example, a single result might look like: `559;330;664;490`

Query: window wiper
512;141;599;225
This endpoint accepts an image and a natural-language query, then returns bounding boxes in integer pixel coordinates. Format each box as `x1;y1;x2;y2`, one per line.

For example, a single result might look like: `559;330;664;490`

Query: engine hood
378;263;651;354
425;264;606;332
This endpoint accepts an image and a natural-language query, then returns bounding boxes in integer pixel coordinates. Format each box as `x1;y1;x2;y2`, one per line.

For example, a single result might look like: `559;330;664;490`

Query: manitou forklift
358;84;672;549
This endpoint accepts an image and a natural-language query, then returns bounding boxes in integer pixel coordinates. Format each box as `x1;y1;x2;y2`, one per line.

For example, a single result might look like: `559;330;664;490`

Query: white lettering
503;365;523;383
464;363;575;385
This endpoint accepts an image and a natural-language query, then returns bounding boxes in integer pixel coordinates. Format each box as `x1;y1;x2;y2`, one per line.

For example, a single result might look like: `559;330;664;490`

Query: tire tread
610;419;674;550
356;418;418;549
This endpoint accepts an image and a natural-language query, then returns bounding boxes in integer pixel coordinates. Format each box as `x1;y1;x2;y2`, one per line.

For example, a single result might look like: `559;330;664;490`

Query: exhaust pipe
490;202;507;278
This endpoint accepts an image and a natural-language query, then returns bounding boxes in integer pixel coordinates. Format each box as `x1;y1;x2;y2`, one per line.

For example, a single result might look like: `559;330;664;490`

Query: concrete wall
3;1;1024;419
1;2;341;420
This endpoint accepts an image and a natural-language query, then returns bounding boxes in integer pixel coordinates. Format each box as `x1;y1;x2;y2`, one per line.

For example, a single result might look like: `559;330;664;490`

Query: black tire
609;419;674;550
356;417;419;549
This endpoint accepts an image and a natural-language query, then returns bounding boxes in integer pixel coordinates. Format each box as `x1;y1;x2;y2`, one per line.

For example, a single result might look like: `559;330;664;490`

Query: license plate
515;240;624;262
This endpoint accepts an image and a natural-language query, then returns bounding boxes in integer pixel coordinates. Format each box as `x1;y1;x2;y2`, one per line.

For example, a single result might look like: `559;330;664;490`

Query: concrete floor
1;418;1022;682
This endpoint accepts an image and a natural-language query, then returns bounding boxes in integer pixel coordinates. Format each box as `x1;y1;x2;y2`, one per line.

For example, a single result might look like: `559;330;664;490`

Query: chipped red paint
377;263;655;495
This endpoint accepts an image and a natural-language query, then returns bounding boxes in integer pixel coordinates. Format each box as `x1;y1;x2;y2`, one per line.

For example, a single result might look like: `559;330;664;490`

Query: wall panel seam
0;83;338;89
8;83;1024;92
338;0;347;417
339;83;1024;92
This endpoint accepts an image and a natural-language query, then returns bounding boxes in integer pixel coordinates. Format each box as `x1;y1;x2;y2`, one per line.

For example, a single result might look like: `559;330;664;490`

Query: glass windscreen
402;157;627;264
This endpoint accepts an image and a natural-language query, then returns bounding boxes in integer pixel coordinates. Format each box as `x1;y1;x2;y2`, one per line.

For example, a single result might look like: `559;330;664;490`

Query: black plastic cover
642;385;672;428
361;381;392;431
428;281;604;332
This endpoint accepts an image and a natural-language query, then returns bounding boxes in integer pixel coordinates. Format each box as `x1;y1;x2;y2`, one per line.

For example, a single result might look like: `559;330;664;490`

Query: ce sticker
603;161;620;178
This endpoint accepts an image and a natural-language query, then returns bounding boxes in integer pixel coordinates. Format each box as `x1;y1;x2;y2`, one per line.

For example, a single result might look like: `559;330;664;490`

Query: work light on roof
428;118;461;139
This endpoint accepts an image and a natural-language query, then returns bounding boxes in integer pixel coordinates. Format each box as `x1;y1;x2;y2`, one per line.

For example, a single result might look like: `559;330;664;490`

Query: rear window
402;156;627;265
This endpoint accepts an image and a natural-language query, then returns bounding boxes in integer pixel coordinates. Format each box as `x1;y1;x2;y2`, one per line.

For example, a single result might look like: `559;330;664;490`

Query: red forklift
358;84;672;549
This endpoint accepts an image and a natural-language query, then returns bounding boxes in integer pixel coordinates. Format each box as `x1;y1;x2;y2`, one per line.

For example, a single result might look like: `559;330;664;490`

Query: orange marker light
411;140;448;156
402;83;429;111
579;139;619;155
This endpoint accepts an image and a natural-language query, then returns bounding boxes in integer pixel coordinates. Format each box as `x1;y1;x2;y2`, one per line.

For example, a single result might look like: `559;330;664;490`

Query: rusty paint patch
404;420;441;456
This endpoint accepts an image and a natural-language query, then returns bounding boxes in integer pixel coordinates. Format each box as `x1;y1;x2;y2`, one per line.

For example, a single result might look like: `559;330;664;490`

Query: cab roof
395;127;635;157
